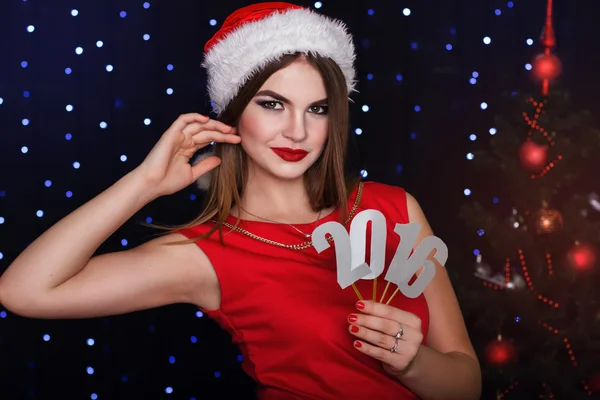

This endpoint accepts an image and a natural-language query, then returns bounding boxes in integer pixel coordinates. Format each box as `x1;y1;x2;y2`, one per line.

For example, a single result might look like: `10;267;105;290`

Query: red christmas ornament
566;242;597;272
484;336;517;366
519;139;549;173
532;53;562;81
533;0;560;95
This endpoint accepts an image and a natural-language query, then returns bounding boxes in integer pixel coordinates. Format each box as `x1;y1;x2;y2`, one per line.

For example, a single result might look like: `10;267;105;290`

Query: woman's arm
0;169;217;319
1;111;237;318
395;192;481;400
394;344;481;400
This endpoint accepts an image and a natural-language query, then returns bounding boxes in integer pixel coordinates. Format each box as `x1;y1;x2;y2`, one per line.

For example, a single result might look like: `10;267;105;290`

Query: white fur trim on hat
203;8;357;115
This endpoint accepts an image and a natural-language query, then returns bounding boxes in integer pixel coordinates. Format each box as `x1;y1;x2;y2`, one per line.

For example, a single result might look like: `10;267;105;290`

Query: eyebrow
254;90;327;106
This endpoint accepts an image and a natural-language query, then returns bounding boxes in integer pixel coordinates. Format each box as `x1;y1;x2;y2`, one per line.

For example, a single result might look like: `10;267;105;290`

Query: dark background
0;0;597;398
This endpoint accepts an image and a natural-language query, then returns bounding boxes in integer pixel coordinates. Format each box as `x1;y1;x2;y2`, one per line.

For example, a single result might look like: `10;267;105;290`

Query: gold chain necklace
220;181;363;251
238;207;324;238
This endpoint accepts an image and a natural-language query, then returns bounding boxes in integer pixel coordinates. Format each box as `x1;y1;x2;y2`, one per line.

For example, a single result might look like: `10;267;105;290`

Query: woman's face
238;57;329;183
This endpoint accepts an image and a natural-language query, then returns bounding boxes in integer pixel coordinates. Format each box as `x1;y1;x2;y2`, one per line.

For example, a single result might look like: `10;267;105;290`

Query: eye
258;100;283;110
308;105;328;115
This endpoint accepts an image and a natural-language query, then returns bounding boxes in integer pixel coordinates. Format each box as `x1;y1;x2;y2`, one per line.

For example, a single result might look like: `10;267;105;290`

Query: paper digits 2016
311;209;448;299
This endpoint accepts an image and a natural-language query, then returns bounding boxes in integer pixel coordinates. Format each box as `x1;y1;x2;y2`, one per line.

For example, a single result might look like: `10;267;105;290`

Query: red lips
270;147;309;162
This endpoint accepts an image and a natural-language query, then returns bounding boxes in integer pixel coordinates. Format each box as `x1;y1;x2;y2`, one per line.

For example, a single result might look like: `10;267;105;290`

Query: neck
237;172;318;224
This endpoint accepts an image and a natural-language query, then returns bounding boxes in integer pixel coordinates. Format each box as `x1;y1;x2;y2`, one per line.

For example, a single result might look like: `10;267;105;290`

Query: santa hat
202;1;357;116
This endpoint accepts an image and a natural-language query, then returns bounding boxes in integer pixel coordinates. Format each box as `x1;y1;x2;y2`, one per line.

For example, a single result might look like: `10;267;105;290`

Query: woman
0;2;481;399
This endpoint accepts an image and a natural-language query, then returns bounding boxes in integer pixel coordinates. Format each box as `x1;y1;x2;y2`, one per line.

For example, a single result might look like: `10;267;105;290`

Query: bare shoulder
404;191;432;230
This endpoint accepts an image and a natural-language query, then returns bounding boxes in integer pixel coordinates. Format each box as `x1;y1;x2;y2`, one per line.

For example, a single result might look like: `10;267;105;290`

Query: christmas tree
457;2;600;397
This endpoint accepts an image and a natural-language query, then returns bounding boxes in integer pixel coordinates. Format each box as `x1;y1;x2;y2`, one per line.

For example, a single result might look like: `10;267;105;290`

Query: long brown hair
146;53;360;245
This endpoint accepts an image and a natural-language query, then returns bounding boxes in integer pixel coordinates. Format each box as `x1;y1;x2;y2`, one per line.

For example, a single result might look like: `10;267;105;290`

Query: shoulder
360;181;408;207
360;181;424;223
172;221;222;244
361;180;406;197
404;190;427;225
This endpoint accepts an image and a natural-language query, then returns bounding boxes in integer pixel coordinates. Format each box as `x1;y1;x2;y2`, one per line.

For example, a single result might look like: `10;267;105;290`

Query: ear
191;151;215;191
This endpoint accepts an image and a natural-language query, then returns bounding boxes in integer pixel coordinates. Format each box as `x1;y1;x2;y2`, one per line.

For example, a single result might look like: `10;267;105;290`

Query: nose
281;112;308;142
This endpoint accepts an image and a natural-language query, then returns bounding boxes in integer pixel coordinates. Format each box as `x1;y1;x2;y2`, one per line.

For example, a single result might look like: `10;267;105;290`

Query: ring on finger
395;324;404;339
390;324;404;353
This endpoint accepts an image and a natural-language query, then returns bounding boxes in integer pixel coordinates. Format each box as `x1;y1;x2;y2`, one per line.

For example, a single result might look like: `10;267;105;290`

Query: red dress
177;181;429;399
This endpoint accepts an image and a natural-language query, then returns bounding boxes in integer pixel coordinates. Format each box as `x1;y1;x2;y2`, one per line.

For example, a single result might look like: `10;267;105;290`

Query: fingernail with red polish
351;325;359;333
348;314;358;323
356;301;365;310
354;341;362;348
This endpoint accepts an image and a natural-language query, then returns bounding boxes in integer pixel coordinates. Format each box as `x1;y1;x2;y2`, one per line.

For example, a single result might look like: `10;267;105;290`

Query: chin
268;164;311;181
250;157;316;183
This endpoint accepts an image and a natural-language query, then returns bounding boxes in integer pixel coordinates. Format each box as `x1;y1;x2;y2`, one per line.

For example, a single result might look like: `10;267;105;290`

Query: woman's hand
348;300;423;376
136;113;240;198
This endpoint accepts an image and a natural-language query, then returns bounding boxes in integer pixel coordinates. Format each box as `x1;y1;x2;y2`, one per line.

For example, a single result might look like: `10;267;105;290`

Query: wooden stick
379;281;392;303
373;278;377;302
385;287;400;305
351;284;363;300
